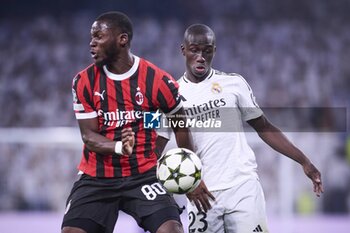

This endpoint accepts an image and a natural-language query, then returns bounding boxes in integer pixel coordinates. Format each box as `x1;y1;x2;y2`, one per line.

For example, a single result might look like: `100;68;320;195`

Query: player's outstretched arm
248;115;324;197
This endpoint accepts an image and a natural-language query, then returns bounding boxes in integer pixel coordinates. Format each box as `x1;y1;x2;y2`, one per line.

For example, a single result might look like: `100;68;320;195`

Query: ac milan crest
135;87;144;105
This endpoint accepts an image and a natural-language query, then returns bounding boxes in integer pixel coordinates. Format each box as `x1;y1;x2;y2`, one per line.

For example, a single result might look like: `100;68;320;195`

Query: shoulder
141;58;174;79
140;58;179;92
75;64;98;80
72;64;100;91
213;69;243;80
210;70;255;96
213;69;251;87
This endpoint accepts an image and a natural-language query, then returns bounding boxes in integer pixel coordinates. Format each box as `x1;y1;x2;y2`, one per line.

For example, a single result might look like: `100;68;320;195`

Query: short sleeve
157;75;182;114
236;76;263;121
72;74;97;119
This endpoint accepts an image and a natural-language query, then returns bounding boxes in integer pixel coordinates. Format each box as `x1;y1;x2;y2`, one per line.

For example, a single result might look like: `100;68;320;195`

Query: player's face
90;21;119;67
182;33;216;81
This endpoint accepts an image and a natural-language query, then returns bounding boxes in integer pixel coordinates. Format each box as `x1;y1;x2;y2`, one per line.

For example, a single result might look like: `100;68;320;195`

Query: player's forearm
170;108;195;151
258;130;310;166
174;128;195;151
82;131;117;155
155;136;169;157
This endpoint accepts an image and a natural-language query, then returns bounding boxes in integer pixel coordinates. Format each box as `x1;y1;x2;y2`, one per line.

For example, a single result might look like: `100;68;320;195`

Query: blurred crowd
1;14;349;127
0;2;349;215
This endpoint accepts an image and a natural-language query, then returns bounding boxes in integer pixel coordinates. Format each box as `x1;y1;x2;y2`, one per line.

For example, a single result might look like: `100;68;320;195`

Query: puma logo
94;90;106;100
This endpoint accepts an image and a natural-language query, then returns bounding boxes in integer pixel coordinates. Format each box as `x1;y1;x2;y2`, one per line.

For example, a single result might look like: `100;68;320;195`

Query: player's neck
106;52;134;74
186;70;211;83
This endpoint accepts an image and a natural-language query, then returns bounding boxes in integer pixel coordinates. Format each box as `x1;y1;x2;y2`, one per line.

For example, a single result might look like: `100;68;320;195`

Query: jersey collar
103;55;140;81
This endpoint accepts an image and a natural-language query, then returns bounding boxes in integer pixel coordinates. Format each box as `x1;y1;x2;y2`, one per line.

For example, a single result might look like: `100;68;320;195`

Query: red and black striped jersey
72;56;182;178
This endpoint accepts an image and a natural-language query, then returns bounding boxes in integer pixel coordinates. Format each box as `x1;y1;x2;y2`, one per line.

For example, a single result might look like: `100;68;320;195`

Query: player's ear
119;33;129;47
181;44;185;56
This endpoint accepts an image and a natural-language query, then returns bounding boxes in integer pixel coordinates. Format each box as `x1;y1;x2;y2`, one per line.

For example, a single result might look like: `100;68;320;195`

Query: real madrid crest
211;82;222;94
135;87;144;105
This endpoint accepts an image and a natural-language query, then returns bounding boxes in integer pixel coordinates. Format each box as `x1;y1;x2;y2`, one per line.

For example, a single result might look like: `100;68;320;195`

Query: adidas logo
253;224;263;232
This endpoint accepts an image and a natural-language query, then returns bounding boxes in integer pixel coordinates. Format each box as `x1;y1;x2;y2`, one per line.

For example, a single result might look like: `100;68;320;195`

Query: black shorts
61;169;182;233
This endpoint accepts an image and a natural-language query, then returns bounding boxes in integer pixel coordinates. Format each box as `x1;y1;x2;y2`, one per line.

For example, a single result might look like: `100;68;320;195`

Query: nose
196;52;205;63
90;38;96;47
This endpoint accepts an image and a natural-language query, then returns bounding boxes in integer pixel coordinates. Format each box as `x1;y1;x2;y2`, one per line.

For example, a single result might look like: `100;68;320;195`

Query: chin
192;68;207;77
193;71;206;78
94;59;105;68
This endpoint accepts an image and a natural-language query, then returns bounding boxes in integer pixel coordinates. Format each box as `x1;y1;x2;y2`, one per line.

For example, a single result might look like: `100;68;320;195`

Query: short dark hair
96;11;133;43
184;24;215;43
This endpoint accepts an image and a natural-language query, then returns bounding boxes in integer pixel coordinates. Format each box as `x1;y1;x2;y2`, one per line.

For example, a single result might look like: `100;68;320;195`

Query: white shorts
186;178;269;233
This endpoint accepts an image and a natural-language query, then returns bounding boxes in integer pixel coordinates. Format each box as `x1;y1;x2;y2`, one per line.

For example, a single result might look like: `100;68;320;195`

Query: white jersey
160;69;263;191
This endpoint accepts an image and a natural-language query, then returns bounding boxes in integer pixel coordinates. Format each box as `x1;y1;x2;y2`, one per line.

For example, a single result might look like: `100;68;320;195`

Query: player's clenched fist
121;128;135;156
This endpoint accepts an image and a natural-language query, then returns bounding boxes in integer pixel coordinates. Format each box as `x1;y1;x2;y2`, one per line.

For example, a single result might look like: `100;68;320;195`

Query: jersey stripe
157;91;168;112
113;80;125;177
85;66;96;109
158;75;180;113
128;70;143;175
99;71;114;177
120;75;134;177
95;71;105;177
80;68;96;176
142;65;158;170
145;67;156;110
143;66;158;170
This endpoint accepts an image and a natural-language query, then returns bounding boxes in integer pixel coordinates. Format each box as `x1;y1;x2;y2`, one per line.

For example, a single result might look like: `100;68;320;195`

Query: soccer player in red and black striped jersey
61;11;196;233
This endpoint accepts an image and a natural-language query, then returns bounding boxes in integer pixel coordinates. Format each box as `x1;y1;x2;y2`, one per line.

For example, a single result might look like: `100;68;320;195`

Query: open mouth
195;66;206;73
90;51;97;59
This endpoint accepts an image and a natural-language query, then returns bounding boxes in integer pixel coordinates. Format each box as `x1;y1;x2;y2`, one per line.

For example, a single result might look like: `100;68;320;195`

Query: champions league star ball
157;148;202;194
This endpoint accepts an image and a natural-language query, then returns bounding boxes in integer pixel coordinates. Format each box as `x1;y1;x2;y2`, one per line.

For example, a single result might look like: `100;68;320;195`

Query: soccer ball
157;148;202;194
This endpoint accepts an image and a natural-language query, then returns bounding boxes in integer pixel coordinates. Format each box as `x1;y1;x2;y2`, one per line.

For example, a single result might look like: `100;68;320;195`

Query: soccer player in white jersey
156;24;323;233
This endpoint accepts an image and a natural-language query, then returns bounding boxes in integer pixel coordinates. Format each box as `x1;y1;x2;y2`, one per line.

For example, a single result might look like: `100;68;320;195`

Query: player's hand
302;162;324;197
186;180;215;212
121;128;135;156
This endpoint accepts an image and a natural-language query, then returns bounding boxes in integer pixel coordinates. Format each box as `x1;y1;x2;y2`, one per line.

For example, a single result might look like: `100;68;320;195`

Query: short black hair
184;24;215;43
96;11;133;43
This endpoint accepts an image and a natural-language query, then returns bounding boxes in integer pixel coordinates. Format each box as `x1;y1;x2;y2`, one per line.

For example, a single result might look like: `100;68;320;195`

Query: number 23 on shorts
188;211;208;233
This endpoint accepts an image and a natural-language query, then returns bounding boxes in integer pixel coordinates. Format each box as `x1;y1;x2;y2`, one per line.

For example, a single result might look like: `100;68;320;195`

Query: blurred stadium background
0;0;349;232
